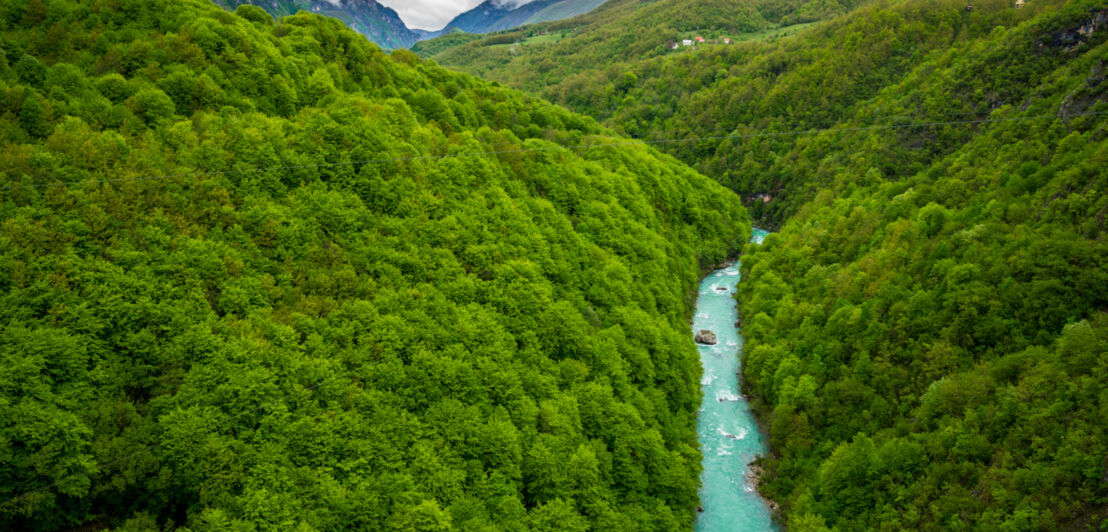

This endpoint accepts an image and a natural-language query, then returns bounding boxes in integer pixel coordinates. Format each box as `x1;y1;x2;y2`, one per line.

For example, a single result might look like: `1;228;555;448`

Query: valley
1;0;1106;530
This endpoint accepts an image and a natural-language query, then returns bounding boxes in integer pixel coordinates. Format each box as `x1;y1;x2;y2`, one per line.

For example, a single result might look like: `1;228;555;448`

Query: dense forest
730;1;1108;529
3;0;1107;529
210;0;429;50
419;0;787;93
421;0;1095;224
0;0;752;530
424;0;1108;528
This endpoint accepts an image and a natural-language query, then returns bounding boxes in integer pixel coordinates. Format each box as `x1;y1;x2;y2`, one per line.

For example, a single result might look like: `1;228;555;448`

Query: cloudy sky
378;0;531;30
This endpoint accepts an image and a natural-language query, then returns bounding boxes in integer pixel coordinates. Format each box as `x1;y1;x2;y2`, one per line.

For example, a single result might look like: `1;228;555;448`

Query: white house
682;39;693;46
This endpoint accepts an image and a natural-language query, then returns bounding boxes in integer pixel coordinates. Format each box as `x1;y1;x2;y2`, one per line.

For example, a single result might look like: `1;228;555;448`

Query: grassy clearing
488;31;570;49
735;22;818;42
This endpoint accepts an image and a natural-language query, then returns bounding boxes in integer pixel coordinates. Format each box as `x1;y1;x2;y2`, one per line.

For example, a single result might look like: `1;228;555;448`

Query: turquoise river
694;229;777;531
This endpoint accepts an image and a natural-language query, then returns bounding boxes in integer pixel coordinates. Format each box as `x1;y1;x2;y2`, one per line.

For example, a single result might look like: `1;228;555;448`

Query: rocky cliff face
1040;9;1107;51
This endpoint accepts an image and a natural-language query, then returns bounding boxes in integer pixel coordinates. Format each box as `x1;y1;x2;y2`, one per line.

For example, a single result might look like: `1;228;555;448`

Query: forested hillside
0;0;751;530
420;0;780;89
410;30;486;58
421;0;1093;225
735;0;1108;529
441;0;564;34
210;0;429;49
429;0;1108;528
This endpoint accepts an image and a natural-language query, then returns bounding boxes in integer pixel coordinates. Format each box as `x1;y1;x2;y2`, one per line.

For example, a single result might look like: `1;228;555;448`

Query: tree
131;87;175;124
19;93;47;136
14;54;45;88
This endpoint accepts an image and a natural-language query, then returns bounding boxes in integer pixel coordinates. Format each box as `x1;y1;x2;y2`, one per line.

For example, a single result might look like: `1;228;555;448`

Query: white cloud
378;0;536;30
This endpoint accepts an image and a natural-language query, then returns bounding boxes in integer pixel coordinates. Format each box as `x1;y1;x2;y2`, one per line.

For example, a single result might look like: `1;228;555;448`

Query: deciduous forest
0;0;751;529
2;0;1107;529
423;0;1108;529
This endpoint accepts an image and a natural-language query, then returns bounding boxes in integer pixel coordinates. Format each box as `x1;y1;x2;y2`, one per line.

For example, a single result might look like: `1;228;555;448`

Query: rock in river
695;329;718;345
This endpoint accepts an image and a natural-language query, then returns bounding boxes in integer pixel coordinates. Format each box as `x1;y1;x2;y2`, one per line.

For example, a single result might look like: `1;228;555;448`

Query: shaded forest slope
737;0;1108;529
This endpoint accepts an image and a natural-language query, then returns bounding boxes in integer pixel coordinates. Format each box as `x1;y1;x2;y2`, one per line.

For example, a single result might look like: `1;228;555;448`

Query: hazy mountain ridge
443;0;608;34
211;0;609;48
444;0;562;34
525;0;610;24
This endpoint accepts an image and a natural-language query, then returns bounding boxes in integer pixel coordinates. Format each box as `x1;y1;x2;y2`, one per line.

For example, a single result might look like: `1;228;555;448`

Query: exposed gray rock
695;329;717;345
1040;10;1107;52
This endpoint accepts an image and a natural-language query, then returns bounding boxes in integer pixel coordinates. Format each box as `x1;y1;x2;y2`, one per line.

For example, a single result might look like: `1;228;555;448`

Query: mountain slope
445;0;561;33
410;29;487;57
0;0;750;530
443;0;608;34
212;0;427;48
734;1;1108;528
423;0;773;70
422;0;1091;226
526;0;609;24
429;0;1108;528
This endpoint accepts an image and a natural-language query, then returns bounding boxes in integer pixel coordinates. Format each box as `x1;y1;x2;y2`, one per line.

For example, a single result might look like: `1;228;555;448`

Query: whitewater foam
716;391;741;402
717;427;748;440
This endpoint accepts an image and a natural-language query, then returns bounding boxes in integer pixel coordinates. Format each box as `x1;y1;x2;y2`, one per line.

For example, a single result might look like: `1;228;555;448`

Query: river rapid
694;229;777;532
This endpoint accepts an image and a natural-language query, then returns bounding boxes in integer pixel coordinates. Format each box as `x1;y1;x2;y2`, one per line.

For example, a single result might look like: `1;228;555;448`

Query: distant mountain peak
444;0;607;34
212;0;607;48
